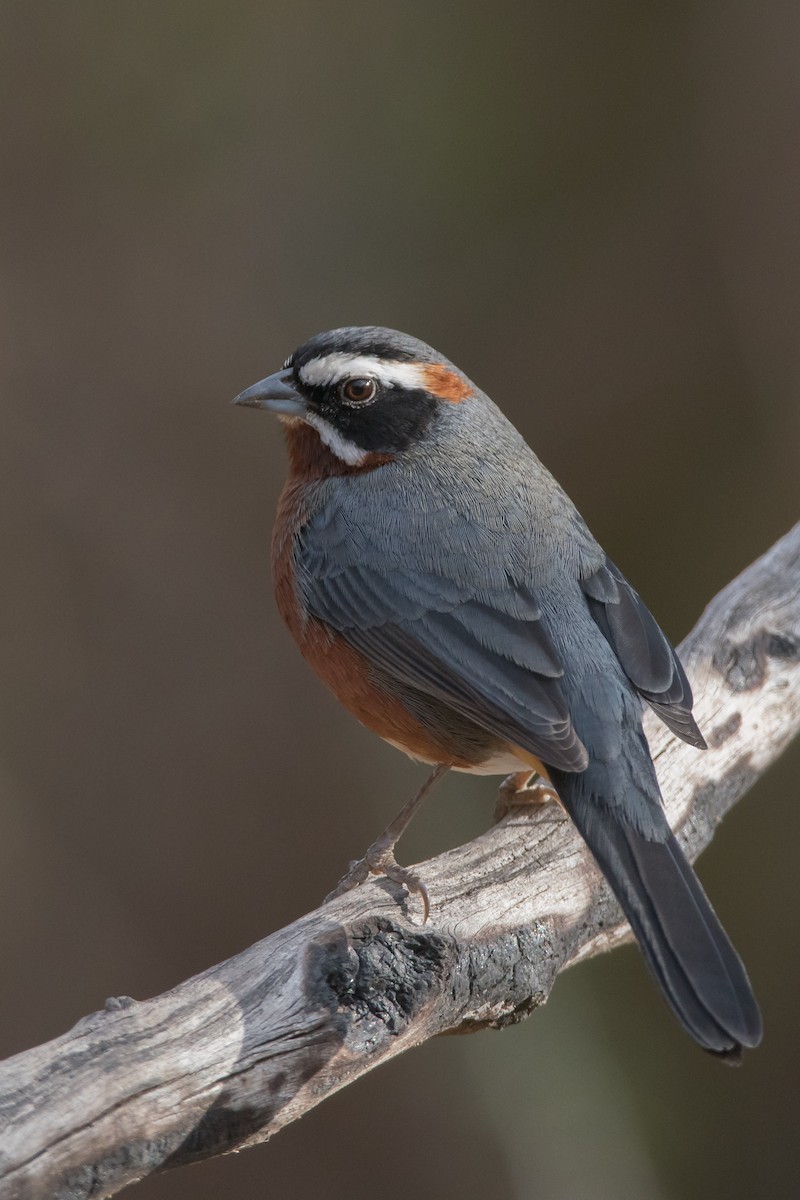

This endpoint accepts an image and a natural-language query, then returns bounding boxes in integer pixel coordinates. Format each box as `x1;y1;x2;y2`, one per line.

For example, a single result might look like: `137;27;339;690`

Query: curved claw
494;778;561;824
324;850;430;922
377;859;431;924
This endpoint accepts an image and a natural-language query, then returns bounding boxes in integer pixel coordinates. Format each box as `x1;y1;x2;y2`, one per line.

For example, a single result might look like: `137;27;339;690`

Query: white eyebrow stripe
298;353;426;390
304;412;368;466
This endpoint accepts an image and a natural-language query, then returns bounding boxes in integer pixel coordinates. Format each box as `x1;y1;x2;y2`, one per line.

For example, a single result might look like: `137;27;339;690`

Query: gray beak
232;368;306;416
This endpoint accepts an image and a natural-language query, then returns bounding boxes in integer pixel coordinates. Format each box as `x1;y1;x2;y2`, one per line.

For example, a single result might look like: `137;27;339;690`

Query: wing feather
299;533;588;772
352;617;588;771
581;558;706;749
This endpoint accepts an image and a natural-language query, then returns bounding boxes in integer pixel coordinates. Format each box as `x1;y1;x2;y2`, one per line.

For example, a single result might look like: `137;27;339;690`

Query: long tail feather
552;773;762;1057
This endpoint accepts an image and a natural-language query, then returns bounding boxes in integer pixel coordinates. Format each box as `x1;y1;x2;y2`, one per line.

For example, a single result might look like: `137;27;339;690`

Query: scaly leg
325;763;449;922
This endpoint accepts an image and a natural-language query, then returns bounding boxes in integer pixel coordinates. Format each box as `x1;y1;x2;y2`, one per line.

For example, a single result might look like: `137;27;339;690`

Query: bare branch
2;523;799;1200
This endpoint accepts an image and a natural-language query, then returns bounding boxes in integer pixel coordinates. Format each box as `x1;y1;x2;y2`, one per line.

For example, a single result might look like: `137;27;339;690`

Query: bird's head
233;326;473;468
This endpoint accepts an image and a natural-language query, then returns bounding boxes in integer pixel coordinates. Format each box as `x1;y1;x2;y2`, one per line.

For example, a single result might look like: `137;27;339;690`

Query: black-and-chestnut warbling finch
234;325;761;1060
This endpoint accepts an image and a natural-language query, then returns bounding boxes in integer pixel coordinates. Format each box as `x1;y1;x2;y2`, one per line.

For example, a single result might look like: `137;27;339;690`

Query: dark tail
551;771;763;1059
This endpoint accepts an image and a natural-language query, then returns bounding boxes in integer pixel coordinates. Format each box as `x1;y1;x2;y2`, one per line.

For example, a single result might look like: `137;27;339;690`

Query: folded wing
302;553;589;773
581;557;706;748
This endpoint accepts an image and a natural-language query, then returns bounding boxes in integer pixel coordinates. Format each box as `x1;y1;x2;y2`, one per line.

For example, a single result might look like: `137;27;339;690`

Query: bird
234;325;762;1060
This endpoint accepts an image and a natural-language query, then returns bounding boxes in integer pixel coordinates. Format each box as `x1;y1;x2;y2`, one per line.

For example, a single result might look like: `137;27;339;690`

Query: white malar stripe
298;353;426;390
304;412;368;466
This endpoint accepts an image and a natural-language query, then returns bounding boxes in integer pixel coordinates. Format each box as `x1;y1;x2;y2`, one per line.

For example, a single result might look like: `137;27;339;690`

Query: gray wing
580;557;706;748
298;504;589;772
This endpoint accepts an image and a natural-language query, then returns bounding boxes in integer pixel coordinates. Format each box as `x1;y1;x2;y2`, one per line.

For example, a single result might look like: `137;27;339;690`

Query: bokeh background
1;3;799;1198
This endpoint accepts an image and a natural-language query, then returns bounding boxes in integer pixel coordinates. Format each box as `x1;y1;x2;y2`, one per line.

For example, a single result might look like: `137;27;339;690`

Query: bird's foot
323;765;447;922
494;773;560;824
325;839;430;923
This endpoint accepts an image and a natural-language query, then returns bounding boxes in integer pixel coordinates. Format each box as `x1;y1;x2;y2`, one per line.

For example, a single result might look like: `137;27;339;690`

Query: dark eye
339;376;377;405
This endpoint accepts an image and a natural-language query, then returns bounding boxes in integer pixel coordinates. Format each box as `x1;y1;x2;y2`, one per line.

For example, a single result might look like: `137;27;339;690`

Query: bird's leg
494;769;560;823
324;763;449;922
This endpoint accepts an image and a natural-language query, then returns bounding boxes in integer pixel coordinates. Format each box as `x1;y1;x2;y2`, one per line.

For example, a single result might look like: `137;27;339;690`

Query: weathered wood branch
2;524;799;1200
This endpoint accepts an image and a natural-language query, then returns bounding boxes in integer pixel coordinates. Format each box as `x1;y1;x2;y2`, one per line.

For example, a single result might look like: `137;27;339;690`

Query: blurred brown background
1;2;798;1198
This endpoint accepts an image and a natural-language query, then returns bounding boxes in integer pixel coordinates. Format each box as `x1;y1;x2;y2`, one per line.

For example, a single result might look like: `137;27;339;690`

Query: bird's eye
339;377;377;405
